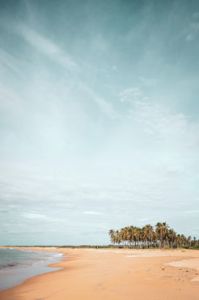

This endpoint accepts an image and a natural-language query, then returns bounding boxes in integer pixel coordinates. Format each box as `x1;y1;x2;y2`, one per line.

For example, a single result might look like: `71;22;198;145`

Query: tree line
109;222;199;249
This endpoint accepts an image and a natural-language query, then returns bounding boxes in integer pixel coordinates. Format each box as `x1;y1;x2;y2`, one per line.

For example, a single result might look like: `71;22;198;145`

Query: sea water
0;248;63;290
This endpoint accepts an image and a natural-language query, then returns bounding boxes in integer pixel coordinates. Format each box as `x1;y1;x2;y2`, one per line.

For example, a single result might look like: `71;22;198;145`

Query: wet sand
0;248;199;300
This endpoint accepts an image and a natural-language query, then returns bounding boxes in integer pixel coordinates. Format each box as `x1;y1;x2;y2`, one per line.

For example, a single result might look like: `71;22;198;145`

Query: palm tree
168;228;177;248
126;226;134;247
115;230;122;245
108;222;196;249
142;225;154;248
187;236;192;248
120;227;129;246
109;229;115;245
155;222;169;248
135;227;142;248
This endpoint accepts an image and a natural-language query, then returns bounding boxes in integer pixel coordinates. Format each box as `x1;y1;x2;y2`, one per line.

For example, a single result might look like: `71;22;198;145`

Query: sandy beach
0;248;198;300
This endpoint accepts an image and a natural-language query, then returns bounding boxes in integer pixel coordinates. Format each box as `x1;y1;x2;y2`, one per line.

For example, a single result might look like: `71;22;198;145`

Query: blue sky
0;0;199;245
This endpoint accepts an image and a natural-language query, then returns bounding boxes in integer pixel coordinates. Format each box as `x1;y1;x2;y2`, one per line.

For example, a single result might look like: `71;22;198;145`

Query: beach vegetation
109;222;199;249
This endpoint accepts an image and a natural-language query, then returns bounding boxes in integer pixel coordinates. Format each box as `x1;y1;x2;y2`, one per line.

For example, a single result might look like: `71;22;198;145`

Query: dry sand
0;247;199;300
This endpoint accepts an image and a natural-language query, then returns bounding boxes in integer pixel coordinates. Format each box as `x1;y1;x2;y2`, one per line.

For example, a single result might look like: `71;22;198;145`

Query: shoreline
0;248;199;300
0;247;64;291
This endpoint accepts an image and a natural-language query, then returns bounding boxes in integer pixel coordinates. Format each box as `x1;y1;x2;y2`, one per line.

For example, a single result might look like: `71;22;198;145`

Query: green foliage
109;222;199;249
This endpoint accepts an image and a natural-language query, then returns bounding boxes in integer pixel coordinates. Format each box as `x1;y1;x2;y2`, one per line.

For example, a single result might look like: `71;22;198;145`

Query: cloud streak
0;0;199;244
17;23;77;70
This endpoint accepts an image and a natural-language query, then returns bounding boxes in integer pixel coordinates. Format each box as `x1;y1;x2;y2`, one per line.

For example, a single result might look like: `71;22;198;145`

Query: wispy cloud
184;13;199;41
83;211;104;216
80;84;119;119
0;84;24;115
0;0;199;244
16;23;77;70
119;87;148;104
0;48;21;75
22;212;49;220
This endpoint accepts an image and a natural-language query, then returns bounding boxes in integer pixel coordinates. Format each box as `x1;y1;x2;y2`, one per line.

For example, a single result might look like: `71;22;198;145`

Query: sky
0;0;199;245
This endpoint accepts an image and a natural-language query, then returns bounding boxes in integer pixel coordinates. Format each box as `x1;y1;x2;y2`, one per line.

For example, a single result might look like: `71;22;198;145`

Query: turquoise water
0;248;63;290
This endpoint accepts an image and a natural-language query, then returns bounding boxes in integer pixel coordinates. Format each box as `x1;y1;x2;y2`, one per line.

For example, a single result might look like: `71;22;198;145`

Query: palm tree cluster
109;222;199;249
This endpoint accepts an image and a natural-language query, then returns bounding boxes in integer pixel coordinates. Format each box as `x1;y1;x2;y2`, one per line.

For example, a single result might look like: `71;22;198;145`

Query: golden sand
0;248;199;300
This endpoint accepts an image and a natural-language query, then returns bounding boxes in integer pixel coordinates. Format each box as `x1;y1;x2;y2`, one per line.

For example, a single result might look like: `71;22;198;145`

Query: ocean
0;248;63;290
